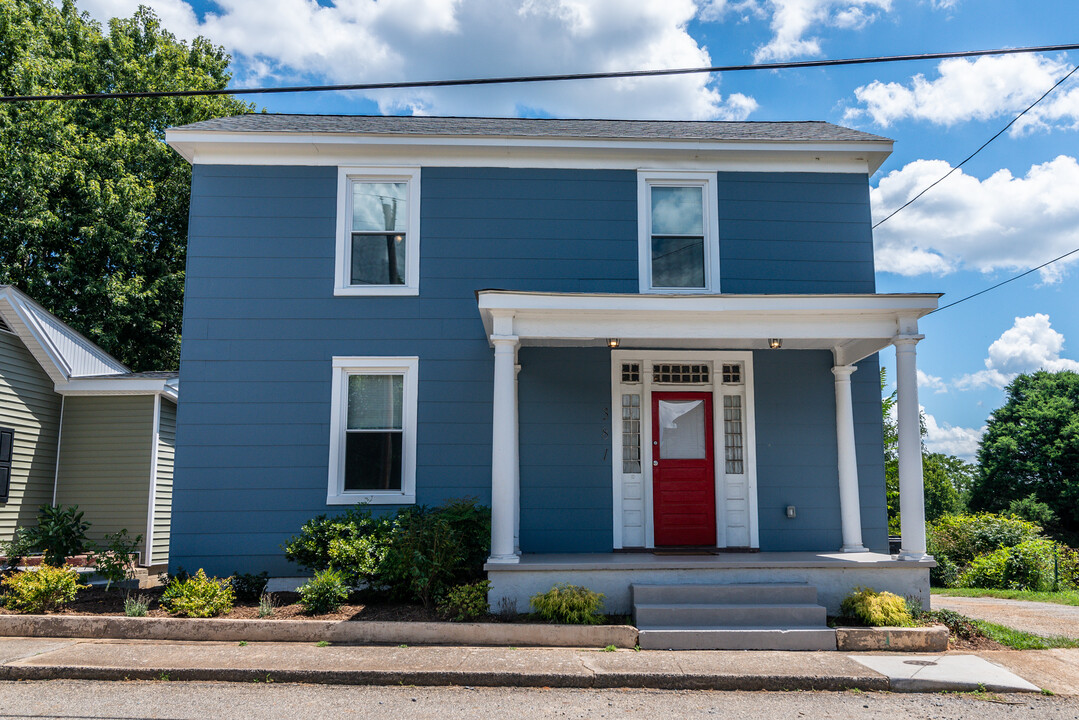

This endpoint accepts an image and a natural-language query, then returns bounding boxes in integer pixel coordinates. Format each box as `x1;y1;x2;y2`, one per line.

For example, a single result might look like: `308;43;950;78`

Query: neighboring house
166;116;938;648
0;286;177;570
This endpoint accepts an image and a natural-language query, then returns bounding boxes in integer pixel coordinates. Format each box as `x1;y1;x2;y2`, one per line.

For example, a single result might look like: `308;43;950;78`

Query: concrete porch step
634;602;827;628
631;582;818;605
637;626;837;651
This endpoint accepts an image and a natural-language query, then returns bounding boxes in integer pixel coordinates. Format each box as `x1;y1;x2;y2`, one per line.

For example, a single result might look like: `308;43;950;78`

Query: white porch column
895;335;928;560
489;333;520;563
832;364;867;552
513;359;521;554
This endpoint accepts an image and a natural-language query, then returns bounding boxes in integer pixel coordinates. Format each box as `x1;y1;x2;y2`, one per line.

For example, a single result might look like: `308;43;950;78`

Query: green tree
881;370;971;533
970;370;1079;537
0;0;252;370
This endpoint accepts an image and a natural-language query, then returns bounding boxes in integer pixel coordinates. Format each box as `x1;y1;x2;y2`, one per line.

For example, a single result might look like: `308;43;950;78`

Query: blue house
166;116;937;648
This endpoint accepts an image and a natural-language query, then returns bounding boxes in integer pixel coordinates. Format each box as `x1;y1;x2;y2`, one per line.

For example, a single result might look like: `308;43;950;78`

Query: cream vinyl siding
151;399;175;565
55;395;154;560
0;331;62;543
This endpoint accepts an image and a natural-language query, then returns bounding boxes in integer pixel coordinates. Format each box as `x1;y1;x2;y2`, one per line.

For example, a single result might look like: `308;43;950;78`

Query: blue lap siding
172;166;885;574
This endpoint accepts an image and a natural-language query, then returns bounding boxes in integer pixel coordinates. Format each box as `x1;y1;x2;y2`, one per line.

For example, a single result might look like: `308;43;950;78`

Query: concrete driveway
932;594;1079;639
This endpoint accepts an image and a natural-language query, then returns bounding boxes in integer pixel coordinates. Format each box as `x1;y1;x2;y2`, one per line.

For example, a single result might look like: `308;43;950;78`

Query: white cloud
917;369;947;394
955;314;1079;390
846;54;1079;134
871;155;1079;281
74;0;757;120
922;409;983;461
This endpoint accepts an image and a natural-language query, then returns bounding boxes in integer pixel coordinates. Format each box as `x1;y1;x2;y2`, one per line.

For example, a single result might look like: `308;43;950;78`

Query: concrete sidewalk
0;637;1053;693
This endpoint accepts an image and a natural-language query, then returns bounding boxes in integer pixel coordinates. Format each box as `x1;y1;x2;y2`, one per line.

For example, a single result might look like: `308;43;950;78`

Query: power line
873;63;1079;229
3;43;1079;103
929;247;1079;315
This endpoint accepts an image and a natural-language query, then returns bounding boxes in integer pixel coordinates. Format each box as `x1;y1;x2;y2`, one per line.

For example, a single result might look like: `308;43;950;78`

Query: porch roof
477;290;940;366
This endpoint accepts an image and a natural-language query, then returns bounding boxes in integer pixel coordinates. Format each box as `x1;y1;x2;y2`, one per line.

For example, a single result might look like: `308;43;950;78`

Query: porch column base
487;553;521;565
841;544;869;553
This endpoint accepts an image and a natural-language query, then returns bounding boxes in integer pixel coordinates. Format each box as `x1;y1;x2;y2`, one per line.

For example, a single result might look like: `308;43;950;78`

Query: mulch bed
830;614;1008;651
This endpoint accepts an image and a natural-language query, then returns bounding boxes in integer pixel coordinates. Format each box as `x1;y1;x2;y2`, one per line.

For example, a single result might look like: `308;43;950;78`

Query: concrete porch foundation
487;551;934;615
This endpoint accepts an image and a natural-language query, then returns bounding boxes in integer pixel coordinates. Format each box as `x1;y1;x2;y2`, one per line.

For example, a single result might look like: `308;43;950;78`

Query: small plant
603;644;617;652
161;569;235;618
22;505;91;566
529;583;606;625
839;587;915;627
123;593;151;617
316;640;330;647
438;580;491;621
257;592;277;618
0;529;33;576
231;571;270;601
297;568;350;615
238;641;248;647
90;529;142;591
2;565;88;613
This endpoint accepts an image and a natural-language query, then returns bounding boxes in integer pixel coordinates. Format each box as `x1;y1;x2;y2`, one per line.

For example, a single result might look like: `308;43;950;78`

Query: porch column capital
833;364;866;553
831;364;857;379
893;334;924;348
491;334;519;349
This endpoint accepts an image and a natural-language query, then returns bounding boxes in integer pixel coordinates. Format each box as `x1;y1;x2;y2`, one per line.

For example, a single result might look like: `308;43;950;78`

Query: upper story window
335;167;421;296
637;171;720;294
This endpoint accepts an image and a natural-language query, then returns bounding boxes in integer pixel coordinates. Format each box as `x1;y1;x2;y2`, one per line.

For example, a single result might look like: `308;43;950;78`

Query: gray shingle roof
171;115;891;143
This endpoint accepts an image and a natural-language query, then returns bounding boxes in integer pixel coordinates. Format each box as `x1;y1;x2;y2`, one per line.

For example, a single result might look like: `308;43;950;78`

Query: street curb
0;615;638;649
0;664;892;691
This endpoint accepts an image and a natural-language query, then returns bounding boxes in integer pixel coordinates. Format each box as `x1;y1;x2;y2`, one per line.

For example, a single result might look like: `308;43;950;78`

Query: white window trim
327;356;419;505
335;166;421;297
637;170;721;294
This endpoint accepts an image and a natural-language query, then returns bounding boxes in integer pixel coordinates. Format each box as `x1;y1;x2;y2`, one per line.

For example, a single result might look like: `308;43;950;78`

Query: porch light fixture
607;338;621;349
768;338;782;349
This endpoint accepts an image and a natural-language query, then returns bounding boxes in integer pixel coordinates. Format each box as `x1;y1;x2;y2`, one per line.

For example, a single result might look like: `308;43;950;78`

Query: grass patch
932;588;1079;606
970;620;1079;650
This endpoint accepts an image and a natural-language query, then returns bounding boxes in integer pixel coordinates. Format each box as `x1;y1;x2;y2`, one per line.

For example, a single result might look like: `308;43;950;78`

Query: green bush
284;498;491;606
958;538;1059;591
530;584;606;625
927;513;1044;582
438;580;491;621
230;571;270;601
22;505;91;566
124;593;151;617
161;569;234;617
2;565;88;613
90;529;142;591
0;529;33;575
930;554;960;589
298;568;350;615
839;587;915;627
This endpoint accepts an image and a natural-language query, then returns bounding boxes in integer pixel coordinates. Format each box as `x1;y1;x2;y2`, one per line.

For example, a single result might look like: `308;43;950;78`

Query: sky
75;0;1079;462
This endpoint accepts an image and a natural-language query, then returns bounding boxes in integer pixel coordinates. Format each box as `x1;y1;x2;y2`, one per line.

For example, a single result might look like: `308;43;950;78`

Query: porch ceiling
477;291;941;365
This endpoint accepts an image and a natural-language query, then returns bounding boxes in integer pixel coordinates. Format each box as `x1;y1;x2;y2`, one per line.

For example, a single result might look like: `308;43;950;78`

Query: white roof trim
55;377;179;401
477;291;940;365
165;131;893;174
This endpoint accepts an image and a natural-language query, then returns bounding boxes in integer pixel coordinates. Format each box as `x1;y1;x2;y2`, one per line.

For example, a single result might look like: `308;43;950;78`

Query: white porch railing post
489;334;520;564
895;335;928;560
832;364;867;552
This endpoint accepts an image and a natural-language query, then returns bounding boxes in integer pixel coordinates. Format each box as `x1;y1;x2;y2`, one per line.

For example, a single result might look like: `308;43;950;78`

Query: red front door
652;392;716;547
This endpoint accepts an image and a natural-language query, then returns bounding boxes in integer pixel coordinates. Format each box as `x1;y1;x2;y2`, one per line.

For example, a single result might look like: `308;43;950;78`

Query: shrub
927;513;1042;567
89;529;142;591
2;565;87;613
161;569;234;618
438;580;491;621
230;571;270;601
0;529;33;576
22;505;91;566
839;587;915;627
958;538;1059;591
1007;494;1059;528
530;584;606;625
283;507;392;585
298;568;350;615
930;554;960;589
124;593;151;617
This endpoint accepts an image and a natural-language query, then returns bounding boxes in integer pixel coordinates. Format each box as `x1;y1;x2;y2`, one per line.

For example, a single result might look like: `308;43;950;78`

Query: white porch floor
489;551;933;572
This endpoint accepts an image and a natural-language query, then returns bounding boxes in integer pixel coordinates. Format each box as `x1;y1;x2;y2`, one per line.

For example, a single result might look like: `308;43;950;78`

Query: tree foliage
970;370;1079;538
0;0;252;369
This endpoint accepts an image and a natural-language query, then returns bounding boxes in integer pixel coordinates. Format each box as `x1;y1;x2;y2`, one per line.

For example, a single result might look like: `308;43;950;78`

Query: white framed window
327;356;418;505
335;167;421;296
637;171;720;293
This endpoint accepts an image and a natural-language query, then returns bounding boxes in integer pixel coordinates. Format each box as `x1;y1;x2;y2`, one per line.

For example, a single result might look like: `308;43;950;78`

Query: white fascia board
55;378;174;396
165;130;892;174
0;289;72;383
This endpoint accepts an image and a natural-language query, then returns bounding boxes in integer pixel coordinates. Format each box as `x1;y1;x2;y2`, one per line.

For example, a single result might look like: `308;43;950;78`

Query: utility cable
928;247;1079;315
2;43;1079;103
873;63;1079;229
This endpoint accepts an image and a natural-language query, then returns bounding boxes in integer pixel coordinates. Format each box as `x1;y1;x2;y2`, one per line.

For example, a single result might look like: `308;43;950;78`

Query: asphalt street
0;681;1075;720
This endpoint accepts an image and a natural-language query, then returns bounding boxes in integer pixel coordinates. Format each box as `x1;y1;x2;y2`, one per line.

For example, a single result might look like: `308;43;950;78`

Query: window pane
351;233;407;285
352;182;407;232
651;235;705;288
347;374;403;430
657;400;707;459
651;186;703;235
344;431;402;490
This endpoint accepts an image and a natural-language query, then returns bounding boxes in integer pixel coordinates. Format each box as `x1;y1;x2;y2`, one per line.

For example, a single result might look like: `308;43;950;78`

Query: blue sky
80;0;1079;460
